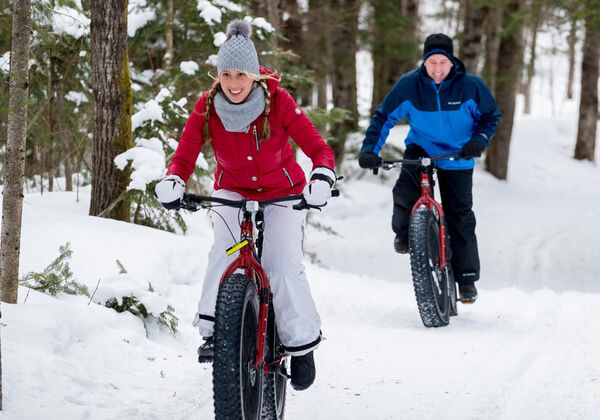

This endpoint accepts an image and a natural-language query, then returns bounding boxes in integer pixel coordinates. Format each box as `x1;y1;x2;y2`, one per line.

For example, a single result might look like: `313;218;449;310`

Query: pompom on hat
217;20;260;75
423;33;454;62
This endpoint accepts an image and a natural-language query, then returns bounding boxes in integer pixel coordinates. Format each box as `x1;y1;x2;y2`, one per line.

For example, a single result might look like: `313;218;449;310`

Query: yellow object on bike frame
226;240;249;255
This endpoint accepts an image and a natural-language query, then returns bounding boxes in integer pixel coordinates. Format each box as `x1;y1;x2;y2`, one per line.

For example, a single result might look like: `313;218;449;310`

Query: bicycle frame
411;162;449;269
219;207;273;373
378;153;457;270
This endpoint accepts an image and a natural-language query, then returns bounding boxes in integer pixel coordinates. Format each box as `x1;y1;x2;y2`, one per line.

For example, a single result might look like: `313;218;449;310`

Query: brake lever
292;189;339;210
292;198;308;211
179;198;203;212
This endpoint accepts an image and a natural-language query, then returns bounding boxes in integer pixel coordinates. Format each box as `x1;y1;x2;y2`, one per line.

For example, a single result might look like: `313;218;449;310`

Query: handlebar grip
331;189;340;197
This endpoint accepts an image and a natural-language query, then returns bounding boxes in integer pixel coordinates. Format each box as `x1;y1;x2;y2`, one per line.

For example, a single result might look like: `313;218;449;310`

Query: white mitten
302;167;335;206
154;174;185;210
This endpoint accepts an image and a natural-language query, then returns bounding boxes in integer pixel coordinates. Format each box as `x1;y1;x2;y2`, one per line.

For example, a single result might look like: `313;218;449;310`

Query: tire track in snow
442;295;561;420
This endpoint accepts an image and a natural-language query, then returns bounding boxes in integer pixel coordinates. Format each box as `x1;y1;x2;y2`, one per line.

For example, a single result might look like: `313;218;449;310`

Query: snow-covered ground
2;101;600;419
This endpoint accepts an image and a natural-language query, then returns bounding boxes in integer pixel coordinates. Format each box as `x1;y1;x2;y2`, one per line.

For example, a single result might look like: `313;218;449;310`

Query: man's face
424;54;453;84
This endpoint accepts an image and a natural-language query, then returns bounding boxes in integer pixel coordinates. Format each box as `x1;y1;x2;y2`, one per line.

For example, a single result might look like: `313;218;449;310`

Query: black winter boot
394;235;409;254
197;337;214;363
458;283;478;304
290;351;316;391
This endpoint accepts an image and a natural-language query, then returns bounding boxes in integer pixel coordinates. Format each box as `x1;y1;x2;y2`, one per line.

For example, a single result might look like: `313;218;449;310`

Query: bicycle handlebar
372;152;464;175
180;189;340;212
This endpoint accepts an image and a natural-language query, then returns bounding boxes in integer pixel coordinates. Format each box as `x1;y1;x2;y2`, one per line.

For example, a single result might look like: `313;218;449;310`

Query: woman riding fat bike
154;20;336;391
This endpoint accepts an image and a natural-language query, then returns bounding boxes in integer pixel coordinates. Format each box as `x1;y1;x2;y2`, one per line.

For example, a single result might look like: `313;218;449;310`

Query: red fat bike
375;154;458;327
181;191;338;420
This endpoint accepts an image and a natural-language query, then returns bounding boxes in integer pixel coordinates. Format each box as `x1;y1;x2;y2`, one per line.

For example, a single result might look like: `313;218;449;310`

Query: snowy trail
2;116;600;419
286;274;600;420
294;116;600;419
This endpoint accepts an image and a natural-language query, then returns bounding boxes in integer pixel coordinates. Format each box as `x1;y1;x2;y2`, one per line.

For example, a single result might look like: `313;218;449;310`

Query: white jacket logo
448;101;461;105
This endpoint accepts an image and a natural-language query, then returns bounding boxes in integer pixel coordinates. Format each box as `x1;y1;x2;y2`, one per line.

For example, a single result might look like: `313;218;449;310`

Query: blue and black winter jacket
361;58;501;170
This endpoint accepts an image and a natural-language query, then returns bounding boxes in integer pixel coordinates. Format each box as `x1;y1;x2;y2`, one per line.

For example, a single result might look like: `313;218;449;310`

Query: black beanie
423;33;454;61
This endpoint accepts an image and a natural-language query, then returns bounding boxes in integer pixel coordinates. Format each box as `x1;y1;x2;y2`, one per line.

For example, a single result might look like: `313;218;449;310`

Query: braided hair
257;78;272;141
202;81;222;142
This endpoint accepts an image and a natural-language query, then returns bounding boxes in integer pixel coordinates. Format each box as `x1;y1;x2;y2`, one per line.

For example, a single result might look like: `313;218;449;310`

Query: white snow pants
192;189;321;356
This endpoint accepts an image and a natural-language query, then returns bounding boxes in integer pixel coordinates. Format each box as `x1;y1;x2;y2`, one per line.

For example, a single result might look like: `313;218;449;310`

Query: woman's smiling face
219;69;254;103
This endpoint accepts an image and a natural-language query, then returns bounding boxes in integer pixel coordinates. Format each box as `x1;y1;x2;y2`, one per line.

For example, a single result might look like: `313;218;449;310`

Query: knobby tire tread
409;208;450;327
213;273;263;419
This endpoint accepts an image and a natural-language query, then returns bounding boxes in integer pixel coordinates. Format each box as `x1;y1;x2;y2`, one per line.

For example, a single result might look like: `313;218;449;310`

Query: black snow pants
392;144;480;283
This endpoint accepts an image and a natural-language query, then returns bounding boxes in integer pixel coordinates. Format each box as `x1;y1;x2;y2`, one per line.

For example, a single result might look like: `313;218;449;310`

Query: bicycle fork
219;212;287;376
412;171;449;269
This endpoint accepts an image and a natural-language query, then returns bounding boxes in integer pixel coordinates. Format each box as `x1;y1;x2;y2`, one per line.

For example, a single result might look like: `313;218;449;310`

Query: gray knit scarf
213;83;266;132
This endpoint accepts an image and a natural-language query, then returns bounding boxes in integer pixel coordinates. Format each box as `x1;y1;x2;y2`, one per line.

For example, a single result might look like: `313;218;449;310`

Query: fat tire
213;273;264;419
409;207;451;327
261;305;287;420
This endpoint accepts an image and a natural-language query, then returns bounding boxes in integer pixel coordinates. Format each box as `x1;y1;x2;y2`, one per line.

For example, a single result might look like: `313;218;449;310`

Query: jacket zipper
253;125;260;151
433;80;443;111
217;170;223;187
282;168;293;187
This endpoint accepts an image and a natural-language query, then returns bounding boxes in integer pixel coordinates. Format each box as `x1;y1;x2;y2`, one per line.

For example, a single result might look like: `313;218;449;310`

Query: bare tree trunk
329;0;360;166
37;142;44;194
56;89;73;191
280;0;305;100
370;0;420;113
317;77;327;109
47;60;56;192
485;0;525;180
574;7;600;161
523;1;542;115
1;0;31;306
90;0;133;221
1;316;2;410
251;0;282;70
162;0;174;70
482;4;502;93
460;0;488;73
308;0;331;110
566;13;578;100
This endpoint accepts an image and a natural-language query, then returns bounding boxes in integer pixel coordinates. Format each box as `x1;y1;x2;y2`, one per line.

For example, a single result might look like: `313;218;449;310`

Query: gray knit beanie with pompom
217;20;260;75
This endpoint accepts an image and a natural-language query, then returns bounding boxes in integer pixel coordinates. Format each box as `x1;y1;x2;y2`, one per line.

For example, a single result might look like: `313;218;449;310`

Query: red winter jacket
168;67;335;200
